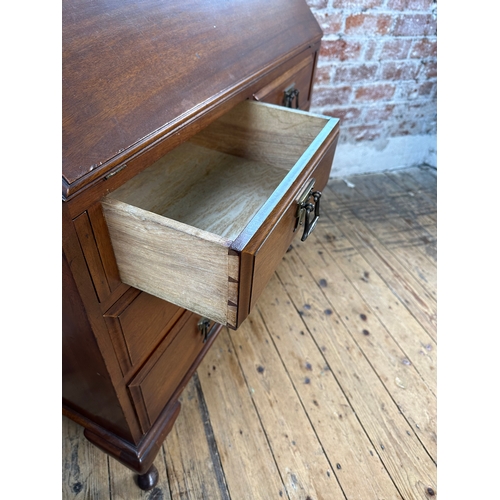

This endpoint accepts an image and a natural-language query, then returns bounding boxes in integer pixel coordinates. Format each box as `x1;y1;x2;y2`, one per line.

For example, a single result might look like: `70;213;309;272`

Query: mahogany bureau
62;0;340;490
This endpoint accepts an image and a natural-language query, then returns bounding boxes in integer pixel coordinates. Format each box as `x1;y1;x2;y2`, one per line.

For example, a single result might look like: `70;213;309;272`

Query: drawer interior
107;101;330;241
102;101;337;326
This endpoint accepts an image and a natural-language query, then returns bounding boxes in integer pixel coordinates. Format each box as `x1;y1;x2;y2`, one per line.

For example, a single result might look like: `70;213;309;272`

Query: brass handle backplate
283;85;300;109
198;317;213;343
295;179;321;241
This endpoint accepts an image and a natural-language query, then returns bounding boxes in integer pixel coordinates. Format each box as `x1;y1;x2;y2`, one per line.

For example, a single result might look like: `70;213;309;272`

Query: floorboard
62;167;437;500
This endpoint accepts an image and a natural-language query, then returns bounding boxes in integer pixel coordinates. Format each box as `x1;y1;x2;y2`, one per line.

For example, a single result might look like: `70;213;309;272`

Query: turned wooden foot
136;464;159;491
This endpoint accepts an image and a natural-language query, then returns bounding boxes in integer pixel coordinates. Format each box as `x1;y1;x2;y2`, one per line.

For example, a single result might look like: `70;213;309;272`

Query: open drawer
101;101;339;328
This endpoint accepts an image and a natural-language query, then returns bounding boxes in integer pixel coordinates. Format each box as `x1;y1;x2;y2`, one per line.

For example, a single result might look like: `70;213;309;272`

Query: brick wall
306;0;437;176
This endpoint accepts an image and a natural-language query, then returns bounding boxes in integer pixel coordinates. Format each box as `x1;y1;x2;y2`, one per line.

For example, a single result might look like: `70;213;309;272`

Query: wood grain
164;376;230;500
275;251;437;498
253;53;314;108
190;101;331;170
288;231;437;460
198;329;286;499
103;291;184;371
63;417;110;500
255;275;403;499
101;198;232;325
327;179;437;299
105;141;282;236
63;0;322;194
320;197;437;341
309;217;437;393
228;309;361;499
73;212;111;302
107;448;172;500
128;313;204;430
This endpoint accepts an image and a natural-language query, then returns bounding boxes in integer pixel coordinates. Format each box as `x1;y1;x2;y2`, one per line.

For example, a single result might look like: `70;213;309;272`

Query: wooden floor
63;167;437;500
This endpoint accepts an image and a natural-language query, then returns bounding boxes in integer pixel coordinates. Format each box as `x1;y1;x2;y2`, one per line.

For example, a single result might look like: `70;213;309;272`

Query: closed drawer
128;312;215;431
104;288;185;374
252;53;315;110
102;101;340;328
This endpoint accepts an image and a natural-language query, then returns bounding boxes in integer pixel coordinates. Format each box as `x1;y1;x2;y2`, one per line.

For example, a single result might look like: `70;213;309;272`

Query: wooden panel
63;0;322;192
249;139;336;312
190;101;332;171
253;53;315;109
62;250;137;443
73;212;111;302
129;313;210;430
87;203;126;293
104;290;185;370
109;142;288;241
101;198;232;325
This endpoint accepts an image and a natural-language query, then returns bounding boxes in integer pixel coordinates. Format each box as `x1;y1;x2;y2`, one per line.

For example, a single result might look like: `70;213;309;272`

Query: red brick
333;0;384;8
345;13;393;36
392;118;437;137
364;104;396;122
343;125;382;142
311;86;353;107
319;39;362;62
314;11;343;35
313;66;332;86
355;84;396;102
418;81;436;97
396;81;436;100
379;39;412;60
394;82;420;100
420;60;437;78
393;14;437;36
406;101;437;120
324;106;363;123
381;61;420;80
392;120;420;136
363;40;378;60
387;0;434;10
410;38;437;58
335;63;378;82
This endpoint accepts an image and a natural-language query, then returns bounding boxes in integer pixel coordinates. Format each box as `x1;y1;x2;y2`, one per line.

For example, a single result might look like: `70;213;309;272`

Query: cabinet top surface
62;0;321;195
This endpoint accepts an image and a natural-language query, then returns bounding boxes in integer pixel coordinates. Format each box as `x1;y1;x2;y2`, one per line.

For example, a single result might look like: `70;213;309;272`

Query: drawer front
247;136;338;315
104;289;185;373
102;101;340;330
128;312;215;431
253;53;315;110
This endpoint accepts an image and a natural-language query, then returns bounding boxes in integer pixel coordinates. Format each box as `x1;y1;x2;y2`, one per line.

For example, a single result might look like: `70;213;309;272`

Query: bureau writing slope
62;0;340;490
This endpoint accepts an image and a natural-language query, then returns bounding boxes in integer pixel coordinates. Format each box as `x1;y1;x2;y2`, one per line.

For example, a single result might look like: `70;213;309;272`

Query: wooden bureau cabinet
62;0;339;490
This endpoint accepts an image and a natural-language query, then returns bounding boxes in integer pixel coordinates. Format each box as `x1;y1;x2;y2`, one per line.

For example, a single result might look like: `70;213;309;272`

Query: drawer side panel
101;199;232;325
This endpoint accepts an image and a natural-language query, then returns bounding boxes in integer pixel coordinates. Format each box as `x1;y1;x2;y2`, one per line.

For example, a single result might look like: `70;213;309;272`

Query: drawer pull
283;86;299;109
296;179;321;241
198;317;214;343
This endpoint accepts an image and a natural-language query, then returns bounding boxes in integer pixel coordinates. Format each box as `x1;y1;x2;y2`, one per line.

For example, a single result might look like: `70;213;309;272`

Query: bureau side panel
63;250;132;441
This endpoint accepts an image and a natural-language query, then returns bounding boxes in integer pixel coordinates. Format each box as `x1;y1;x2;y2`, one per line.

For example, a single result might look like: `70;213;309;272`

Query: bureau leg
136;464;159;491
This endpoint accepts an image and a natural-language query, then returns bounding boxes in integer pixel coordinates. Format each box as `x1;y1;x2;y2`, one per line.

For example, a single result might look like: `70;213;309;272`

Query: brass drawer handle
198;317;215;343
283;86;299;109
296;179;321;241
